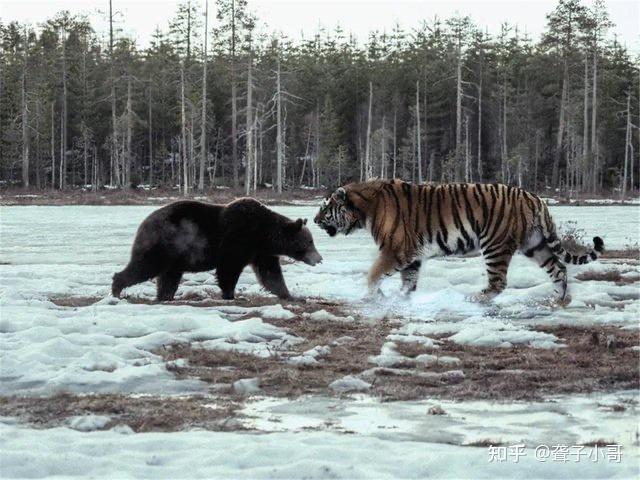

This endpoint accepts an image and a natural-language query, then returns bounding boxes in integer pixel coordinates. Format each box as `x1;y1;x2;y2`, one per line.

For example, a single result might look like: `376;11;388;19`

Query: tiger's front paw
471;288;501;303
363;288;385;303
552;293;572;308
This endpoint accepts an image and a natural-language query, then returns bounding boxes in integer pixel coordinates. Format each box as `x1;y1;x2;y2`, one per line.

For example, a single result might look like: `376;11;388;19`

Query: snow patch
329;375;371;392
68;415;111;432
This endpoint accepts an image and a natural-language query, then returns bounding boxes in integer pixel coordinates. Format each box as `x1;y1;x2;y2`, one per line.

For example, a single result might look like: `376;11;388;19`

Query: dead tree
198;0;209;192
21;30;29;188
365;81;373;179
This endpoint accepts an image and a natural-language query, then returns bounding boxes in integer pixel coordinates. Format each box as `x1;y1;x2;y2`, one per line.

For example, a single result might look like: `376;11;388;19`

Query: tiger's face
314;187;362;236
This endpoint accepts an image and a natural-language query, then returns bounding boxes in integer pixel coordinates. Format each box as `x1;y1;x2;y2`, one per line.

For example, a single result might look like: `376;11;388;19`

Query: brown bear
111;198;322;301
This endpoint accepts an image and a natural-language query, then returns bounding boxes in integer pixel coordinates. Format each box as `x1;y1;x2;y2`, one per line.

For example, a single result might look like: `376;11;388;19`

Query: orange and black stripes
315;179;604;302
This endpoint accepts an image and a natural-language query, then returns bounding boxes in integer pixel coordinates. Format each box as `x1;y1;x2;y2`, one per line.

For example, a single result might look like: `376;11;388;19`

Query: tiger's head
314;187;364;237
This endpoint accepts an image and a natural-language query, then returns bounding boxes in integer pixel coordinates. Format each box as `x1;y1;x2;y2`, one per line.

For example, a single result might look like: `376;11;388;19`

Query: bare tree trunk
276;56;283;194
456;58;462;179
314;109;320;187
464;114;470;182
148;76;153;186
60;29;67;189
553;61;568;189
380;115;386;178
125;75;133;189
190;114;195;186
365;81;373;179
181;62;189;195
109;0;120;188
245;51;253;195
392;106;397;179
198;0;208;192
93;145;98;192
501;80;508;183
35;99;41;188
358;127;363;182
83;127;88;187
415;80;422;182
230;0;238;188
582;55;589;192
299;121;312;185
253;108;259;190
591;53;598;193
50;102;55;189
21;33;29;188
622;91;631;199
477;72;483;181
534;130;540;191
59;111;63;188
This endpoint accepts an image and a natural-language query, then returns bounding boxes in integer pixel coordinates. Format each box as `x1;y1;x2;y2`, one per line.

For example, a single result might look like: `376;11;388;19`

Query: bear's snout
303;249;323;266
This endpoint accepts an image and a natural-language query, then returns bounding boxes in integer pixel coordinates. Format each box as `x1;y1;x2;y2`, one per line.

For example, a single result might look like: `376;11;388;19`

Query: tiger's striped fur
314;179;604;303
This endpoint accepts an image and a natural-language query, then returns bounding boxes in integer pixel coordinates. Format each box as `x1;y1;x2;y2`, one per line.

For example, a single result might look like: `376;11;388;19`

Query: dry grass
576;269;638;285
47;293;640;402
156;305;392;399
601;249;640;260
0;394;242;432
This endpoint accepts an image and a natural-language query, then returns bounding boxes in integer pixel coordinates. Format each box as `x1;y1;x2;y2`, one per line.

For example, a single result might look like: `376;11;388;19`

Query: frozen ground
1;204;639;478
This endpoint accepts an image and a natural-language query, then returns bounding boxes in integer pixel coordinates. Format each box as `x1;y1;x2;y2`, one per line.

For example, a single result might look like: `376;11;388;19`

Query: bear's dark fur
112;198;322;301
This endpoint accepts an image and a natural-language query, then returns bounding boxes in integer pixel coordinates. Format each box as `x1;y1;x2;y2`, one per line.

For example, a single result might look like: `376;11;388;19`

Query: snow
68;415;111;432
233;378;261;395
303;309;355;322
287;345;331;366
0;204;638;478
329;375;372;392
1;420;634;479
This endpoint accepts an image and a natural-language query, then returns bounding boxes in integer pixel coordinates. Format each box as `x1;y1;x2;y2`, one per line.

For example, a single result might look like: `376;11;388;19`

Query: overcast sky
2;0;638;51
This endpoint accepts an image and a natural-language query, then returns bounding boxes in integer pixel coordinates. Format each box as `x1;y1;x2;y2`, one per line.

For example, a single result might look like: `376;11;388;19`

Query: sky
1;0;638;51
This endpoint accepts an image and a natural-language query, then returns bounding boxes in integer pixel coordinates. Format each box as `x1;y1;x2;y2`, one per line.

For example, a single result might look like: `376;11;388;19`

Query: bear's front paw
221;291;235;300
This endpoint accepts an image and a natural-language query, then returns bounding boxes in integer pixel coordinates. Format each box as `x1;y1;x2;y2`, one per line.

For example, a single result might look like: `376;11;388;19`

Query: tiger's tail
546;234;604;264
536;202;604;265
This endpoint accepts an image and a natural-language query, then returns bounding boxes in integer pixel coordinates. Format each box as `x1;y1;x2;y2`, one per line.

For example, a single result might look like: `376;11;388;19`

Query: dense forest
1;0;638;197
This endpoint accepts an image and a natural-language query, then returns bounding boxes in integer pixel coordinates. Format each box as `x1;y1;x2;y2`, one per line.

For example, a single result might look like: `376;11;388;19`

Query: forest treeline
1;0;638;196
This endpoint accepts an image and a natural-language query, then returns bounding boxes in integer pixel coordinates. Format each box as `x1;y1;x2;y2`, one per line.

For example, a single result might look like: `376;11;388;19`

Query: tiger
313;179;604;304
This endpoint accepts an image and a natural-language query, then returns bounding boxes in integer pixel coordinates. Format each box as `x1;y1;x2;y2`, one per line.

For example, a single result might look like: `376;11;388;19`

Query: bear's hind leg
156;270;183;301
216;261;246;300
251;255;291;299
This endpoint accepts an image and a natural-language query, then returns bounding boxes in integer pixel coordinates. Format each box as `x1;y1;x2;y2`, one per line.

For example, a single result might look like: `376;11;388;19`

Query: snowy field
1;204;639;478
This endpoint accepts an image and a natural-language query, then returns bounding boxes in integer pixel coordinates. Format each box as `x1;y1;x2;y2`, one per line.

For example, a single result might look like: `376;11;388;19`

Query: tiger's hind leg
400;260;422;295
523;229;569;305
479;245;514;300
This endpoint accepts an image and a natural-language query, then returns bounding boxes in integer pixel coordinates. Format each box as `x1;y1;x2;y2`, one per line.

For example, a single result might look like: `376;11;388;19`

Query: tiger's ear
334;187;347;202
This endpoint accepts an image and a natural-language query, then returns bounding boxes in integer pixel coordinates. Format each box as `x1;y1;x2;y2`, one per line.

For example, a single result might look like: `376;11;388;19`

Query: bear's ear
302;218;308;226
334;187;347;202
286;218;304;234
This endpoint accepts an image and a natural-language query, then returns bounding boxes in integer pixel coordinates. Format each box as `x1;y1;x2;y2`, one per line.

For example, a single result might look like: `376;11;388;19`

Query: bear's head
284;218;323;266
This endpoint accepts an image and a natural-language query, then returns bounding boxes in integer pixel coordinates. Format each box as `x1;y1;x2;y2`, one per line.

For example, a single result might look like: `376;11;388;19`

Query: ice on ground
233;378;261;395
216;303;296;320
1;419;635;479
68;415;111;432
287;345;331;366
0;300;298;395
303;309;355;322
242;391;639;455
329;375;372;392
